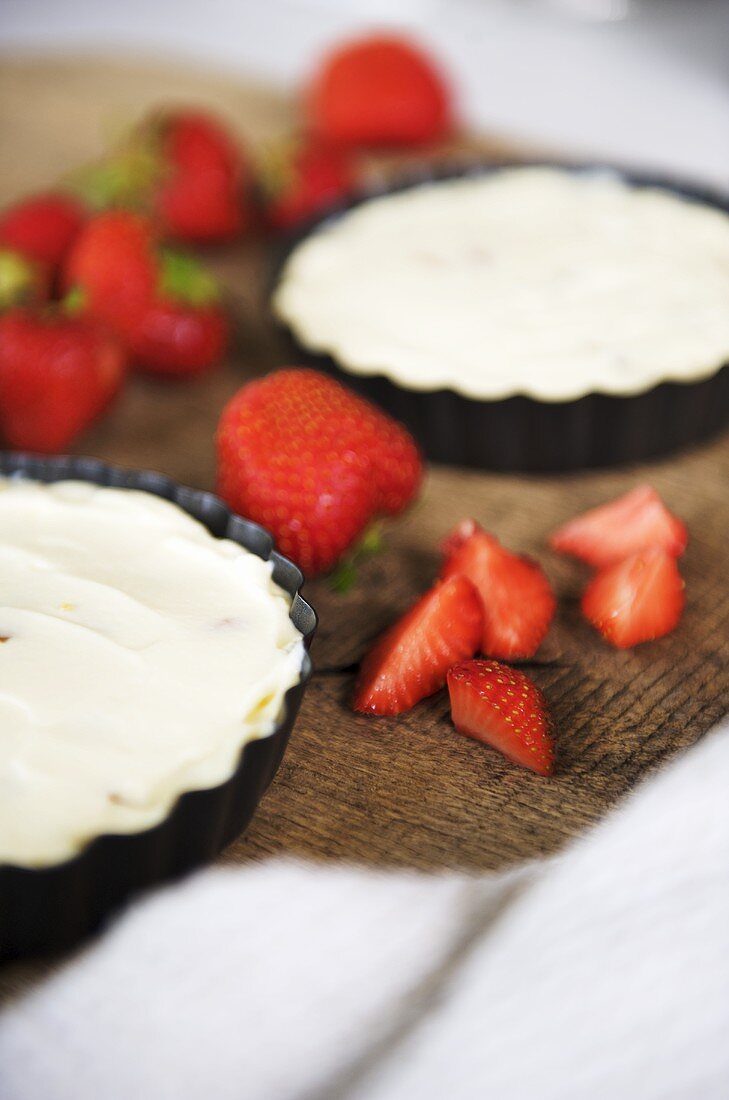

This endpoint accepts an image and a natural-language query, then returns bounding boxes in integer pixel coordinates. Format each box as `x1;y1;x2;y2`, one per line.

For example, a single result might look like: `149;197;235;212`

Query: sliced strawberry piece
582;547;685;649
440;517;479;558
550;485;688;568
441;522;555;659
353;575;482;716
447;660;555;776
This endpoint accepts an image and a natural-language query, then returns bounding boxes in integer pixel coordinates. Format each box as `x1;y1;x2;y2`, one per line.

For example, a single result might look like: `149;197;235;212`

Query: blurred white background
1;0;728;186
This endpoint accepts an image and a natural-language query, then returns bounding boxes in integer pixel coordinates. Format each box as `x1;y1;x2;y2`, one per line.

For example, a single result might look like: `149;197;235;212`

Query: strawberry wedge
550;485;687;568
582;547;685;648
447;660;555;776
353;575;482;716
441;520;555;660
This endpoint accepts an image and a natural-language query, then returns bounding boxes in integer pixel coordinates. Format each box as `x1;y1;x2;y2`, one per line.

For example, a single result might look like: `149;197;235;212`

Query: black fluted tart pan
271;161;729;472
0;452;316;961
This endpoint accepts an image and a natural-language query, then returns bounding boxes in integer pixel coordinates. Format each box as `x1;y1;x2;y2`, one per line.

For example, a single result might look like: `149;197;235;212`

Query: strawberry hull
271;162;729;472
0;453;316;961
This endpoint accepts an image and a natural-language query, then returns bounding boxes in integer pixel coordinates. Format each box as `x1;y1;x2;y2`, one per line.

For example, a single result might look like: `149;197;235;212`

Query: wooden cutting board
1;53;728;994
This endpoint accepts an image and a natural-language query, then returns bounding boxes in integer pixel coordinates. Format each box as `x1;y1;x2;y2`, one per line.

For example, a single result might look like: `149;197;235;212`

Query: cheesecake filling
274;167;729;401
0;479;304;867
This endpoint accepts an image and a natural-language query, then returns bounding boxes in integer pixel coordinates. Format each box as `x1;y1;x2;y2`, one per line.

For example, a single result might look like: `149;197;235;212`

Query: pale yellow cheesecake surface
0;479;304;867
274;167;729;401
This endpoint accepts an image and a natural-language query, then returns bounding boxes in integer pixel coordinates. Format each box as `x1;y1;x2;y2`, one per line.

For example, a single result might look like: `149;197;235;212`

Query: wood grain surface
1;55;728;997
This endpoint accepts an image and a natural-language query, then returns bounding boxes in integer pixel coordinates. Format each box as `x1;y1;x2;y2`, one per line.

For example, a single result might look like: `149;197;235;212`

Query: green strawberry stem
66;134;163;212
329;522;384;594
60;286;88;316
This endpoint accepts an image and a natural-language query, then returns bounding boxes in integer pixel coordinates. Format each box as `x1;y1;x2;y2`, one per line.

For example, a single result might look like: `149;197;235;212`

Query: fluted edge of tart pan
271;160;729;471
0;452;317;961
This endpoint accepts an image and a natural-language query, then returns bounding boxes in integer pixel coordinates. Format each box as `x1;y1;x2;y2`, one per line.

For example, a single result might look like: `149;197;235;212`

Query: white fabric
1;718;728;1100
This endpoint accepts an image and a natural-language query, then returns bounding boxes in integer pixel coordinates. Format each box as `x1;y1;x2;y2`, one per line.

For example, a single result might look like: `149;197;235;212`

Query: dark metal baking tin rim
0;452;317;960
271;159;729;471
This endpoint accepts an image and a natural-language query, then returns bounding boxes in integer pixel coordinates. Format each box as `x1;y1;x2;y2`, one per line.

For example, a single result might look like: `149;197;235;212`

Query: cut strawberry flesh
441;523;555;660
447;659;555;776
353;574;482;716
440;517;479;558
550;485;687;568
582;547;685;648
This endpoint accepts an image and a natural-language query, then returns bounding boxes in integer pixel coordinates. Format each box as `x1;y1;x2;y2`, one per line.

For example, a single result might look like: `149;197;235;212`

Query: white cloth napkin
1;718;728;1100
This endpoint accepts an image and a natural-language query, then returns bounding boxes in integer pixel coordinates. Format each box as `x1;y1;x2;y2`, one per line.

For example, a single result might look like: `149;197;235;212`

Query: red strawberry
581;547;685;649
0;309;126;452
441;520;555;660
307;34;452;148
440;517;479;558
0;193;87;270
354;576;483;715
364;402;423;517
127;250;228;376
64;215;228;375
128;299;227;377
70;110;248;244
154;110;248;242
259;136;355;230
216;369;422;576
63;210;157;333
550;485;687;568
447;660;555;776
0;249;49;309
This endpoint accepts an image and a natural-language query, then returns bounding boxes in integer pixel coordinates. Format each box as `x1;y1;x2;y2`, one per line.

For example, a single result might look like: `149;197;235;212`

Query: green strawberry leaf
158;250;220;307
0;249;38;309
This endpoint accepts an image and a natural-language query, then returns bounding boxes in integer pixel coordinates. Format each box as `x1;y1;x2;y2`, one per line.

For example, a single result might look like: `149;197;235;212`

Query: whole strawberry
71;108;249;244
155;110;248;242
128;298;227;377
216;369;423;575
259;136;355;231
0;309;126;452
64;213;229;376
307;34;453;148
63;210;158;333
0;192;87;271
